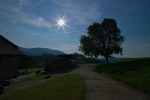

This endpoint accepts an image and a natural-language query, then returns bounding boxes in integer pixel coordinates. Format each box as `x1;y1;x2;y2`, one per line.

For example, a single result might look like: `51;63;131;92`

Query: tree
20;55;37;72
79;18;124;64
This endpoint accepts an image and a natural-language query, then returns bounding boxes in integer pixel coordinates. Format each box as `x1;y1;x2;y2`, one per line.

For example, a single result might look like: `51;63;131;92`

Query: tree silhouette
79;18;124;64
20;56;37;72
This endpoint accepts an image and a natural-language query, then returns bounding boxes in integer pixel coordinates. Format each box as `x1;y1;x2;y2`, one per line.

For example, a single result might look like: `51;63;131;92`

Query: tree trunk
105;56;109;64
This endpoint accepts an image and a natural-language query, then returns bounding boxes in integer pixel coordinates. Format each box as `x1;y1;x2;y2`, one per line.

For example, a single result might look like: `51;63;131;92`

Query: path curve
70;64;150;100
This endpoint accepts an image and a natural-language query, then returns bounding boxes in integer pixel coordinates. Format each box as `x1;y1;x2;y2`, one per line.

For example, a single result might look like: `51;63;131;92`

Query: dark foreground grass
0;75;85;100
10;75;46;85
18;67;44;75
95;58;150;93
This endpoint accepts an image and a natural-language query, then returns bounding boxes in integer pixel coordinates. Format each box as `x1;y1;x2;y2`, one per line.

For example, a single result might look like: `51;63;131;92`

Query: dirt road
70;64;150;100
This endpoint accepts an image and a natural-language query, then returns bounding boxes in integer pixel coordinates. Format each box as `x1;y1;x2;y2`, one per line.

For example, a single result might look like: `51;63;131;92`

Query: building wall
0;56;18;81
0;37;21;55
0;35;22;81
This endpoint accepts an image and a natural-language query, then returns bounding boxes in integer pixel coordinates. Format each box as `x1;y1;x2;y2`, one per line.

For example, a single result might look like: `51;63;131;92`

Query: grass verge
0;74;85;100
95;58;150;93
10;75;46;85
18;67;44;75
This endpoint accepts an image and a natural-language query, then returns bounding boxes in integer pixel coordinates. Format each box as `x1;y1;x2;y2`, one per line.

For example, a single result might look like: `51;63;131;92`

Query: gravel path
70;64;150;100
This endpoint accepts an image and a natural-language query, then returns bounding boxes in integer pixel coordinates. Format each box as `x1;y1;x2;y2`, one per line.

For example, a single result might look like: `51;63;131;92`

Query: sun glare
57;19;66;27
55;15;70;32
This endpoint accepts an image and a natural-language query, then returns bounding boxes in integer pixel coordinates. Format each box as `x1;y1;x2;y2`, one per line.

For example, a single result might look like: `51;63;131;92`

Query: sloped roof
0;35;22;56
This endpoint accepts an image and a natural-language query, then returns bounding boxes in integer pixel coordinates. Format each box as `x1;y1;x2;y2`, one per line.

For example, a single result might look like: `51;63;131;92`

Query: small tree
20;56;36;72
79;18;124;64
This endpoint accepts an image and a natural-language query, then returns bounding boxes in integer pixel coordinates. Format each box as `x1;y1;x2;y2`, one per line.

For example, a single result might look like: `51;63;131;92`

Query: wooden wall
0;56;19;81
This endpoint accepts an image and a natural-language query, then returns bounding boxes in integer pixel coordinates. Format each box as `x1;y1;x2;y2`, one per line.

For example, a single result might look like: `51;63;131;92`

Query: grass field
95;58;150;93
18;67;44;75
0;75;85;100
10;75;46;85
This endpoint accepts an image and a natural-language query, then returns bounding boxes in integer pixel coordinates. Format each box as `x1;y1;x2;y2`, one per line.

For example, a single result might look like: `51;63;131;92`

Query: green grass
18;67;44;75
117;57;150;63
95;58;150;92
0;75;85;100
11;75;46;85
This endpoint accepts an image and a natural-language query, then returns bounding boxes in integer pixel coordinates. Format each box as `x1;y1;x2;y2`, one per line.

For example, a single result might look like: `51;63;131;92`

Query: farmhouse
0;35;22;81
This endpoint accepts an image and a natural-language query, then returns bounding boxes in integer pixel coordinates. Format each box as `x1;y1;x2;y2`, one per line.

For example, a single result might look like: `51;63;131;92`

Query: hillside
95;58;150;93
19;47;65;56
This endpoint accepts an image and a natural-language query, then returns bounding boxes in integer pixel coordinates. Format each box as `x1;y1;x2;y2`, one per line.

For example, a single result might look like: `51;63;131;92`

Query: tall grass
0;75;85;100
95;58;150;93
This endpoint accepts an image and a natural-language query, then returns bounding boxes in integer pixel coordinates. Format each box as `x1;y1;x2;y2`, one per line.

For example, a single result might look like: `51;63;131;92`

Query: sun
57;18;66;27
55;15;70;32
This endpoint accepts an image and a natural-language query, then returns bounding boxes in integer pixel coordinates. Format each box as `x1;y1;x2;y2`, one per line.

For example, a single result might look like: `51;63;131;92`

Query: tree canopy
79;18;124;63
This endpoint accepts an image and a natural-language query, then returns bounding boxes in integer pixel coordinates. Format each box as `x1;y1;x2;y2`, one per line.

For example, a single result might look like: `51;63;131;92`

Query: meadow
0;75;85;100
95;58;150;93
18;67;44;75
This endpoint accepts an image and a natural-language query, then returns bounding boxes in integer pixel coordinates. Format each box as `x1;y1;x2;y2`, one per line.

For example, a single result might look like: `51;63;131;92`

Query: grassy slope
10;75;46;85
95;58;150;92
0;75;85;100
18;67;44;75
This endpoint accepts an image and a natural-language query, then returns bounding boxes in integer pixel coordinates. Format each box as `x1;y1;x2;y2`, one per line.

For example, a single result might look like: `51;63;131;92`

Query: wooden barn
0;35;22;81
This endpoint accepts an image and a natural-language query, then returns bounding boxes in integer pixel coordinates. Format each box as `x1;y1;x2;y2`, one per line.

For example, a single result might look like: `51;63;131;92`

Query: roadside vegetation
95;58;150;93
0;75;85;100
44;57;77;73
10;75;46;85
18;67;44;75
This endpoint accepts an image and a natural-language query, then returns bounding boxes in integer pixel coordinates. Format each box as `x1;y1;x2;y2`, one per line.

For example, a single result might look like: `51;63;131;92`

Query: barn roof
0;35;22;56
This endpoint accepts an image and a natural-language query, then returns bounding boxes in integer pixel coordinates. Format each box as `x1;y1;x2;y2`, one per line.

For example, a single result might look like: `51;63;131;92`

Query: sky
0;0;150;57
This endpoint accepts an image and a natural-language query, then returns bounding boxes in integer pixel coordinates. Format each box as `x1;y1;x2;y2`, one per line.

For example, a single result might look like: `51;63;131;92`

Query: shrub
35;70;41;75
44;57;76;73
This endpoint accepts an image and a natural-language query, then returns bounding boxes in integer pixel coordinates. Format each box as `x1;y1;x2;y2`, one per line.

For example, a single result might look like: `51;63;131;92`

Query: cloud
19;0;30;8
19;0;45;9
15;11;53;29
0;2;53;29
19;13;53;28
50;0;101;25
1;0;101;29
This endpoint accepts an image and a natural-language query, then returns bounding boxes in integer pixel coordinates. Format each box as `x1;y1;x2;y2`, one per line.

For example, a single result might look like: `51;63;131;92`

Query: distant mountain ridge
19;47;65;56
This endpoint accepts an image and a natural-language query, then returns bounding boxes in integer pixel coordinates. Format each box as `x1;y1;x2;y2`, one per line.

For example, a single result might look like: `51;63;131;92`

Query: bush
86;58;102;64
44;57;76;73
35;70;41;75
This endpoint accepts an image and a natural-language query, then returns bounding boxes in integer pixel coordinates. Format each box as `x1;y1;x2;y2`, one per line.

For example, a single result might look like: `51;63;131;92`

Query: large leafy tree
79;18;124;64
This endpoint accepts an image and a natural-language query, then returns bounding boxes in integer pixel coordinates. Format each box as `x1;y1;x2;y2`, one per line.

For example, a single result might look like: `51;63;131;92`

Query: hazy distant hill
19;47;65;56
96;57;123;62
